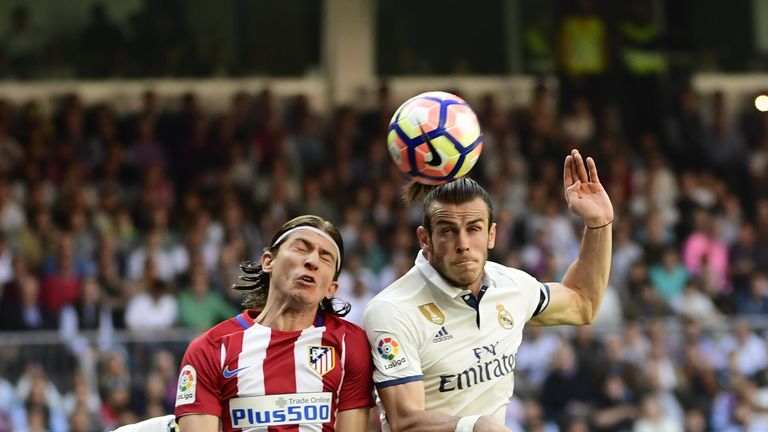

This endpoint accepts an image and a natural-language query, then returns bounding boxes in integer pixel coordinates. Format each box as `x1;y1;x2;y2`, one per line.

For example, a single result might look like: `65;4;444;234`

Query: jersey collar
240;310;325;329
415;250;492;299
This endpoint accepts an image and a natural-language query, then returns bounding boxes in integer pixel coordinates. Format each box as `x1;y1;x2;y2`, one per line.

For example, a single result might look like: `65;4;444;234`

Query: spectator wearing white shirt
125;279;178;331
670;279;721;324
0;177;25;234
719;319;768;378
516;326;563;390
633;394;683;432
127;228;188;283
338;254;377;326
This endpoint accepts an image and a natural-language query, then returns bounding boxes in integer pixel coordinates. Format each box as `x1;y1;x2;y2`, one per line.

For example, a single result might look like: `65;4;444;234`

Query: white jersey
363;251;549;428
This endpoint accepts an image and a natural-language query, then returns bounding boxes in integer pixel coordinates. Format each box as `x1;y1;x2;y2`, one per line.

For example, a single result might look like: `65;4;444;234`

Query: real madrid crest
496;304;514;329
418;303;445;325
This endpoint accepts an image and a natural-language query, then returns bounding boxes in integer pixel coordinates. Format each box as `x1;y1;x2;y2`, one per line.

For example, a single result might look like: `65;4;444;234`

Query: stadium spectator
556;0;611;115
516;326;563;391
61;373;102;429
177;267;237;330
77;3;125;78
0;177;25;234
649;246;689;304
124;278;178;331
632;394;682;432
670;279;721;323
540;344;594;423
126;228;187;283
719;320;768;378
58;276;114;357
2;6;43;79
591;374;637;432
337;254;377;327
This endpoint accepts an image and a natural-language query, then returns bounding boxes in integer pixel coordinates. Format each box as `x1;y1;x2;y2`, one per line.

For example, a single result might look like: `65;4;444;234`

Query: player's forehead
430;198;490;225
284;230;338;259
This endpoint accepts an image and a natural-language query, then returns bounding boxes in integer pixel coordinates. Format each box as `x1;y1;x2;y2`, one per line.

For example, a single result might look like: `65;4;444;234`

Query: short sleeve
174;334;223;419
532;283;551;317
363;301;423;389
518;269;550;321
336;326;375;411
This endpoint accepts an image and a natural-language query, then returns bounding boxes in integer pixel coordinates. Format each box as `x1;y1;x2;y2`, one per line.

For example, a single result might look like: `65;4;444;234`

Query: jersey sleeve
518;270;550;321
363;300;423;389
336;325;375;411
531;283;550;318
174;333;224;419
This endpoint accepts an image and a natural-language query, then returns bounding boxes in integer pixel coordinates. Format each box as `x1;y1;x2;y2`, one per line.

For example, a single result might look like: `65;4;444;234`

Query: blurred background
1;0;768;431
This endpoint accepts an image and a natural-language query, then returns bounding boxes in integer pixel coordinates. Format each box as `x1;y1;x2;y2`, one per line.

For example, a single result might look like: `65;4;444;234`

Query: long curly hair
232;215;350;316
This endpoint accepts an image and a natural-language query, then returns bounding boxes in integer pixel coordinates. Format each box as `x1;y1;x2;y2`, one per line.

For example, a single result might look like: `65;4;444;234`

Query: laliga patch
176;364;197;406
376;336;408;370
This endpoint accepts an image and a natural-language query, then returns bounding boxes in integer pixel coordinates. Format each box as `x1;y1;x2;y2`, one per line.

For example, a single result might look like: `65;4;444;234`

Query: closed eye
319;252;334;265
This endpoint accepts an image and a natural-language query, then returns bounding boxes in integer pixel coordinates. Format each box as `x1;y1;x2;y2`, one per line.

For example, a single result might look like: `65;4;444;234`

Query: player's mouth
297;274;316;285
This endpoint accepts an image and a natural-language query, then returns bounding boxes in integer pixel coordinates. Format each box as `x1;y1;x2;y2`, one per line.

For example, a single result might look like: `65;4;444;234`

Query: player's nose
304;249;320;270
455;231;470;253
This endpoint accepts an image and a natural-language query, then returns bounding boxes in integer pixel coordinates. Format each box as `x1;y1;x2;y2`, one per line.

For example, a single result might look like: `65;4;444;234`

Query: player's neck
466;280;484;298
256;302;317;332
443;274;484;298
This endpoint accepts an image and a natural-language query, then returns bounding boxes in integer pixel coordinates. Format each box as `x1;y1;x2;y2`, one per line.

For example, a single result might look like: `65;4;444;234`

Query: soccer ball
387;91;483;185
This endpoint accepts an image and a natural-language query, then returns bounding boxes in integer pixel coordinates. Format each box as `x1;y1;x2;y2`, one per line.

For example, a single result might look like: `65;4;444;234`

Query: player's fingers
563;155;574;186
571;155;580;183
573;150;589;183
587;157;600;183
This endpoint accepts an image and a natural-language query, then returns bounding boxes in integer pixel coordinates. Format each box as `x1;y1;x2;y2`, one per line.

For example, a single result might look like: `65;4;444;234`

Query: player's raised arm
529;149;613;326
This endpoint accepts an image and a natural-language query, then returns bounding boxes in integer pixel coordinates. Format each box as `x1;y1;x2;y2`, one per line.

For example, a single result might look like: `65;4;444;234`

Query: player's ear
325;281;339;299
416;225;431;252
488;222;497;249
261;251;274;274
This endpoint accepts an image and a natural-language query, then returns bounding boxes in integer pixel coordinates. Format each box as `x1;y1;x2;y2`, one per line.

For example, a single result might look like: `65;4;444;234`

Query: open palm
563;149;614;227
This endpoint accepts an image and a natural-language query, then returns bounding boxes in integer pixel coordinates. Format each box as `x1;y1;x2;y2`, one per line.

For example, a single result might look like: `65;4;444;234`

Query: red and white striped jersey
175;310;374;431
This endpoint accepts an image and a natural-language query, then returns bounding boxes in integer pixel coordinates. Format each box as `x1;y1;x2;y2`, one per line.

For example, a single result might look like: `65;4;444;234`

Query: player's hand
562;149;613;228
473;415;512;431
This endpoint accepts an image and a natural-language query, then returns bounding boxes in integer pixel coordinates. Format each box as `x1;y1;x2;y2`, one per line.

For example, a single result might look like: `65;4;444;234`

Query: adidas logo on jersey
432;326;454;343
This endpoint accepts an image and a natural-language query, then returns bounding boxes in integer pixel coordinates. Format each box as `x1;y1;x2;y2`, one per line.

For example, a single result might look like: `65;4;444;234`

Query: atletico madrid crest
308;346;336;376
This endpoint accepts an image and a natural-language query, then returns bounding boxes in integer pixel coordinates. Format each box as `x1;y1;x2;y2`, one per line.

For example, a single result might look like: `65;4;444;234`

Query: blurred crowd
0;73;767;431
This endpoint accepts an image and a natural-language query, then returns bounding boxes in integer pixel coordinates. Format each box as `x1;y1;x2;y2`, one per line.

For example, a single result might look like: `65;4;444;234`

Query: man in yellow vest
557;0;611;116
617;0;668;141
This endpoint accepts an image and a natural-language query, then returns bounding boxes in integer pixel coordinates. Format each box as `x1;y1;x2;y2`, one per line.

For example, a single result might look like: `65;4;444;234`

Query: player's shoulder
363;273;430;332
322;313;364;333
484;261;540;288
320;313;370;343
366;267;428;310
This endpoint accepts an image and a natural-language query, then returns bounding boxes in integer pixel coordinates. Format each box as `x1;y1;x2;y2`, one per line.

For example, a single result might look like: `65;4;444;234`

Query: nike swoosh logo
419;126;442;167
223;365;250;378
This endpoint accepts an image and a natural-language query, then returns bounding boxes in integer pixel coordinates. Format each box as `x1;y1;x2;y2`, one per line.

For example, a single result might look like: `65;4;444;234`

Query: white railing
1;73;765;117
